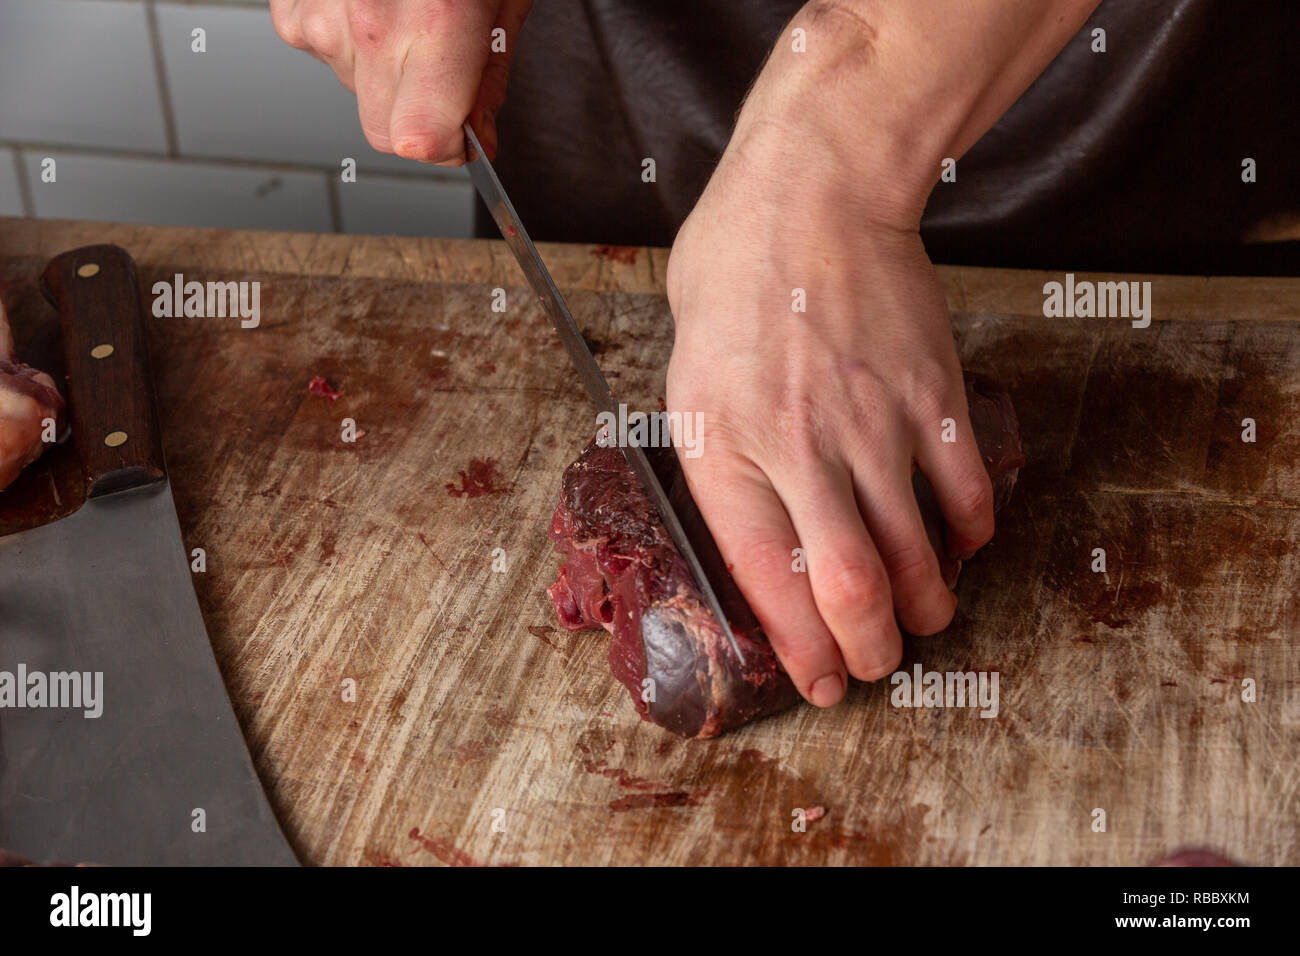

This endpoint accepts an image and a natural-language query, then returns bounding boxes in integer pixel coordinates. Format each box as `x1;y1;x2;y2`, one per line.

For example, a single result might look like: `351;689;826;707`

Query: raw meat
0;298;65;491
307;375;343;401
918;372;1025;588
1154;848;1240;867
546;372;1025;737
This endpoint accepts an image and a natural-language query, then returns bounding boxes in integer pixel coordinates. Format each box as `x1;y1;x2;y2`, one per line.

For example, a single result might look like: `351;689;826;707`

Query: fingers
471;0;534;158
781;462;905;683
269;0;308;52
271;1;526;163
682;454;848;707
388;3;499;164
913;399;995;562
848;453;957;636
347;2;402;151
271;0;355;88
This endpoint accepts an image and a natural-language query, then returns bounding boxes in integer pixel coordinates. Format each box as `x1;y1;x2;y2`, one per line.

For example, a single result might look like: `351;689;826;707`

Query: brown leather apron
489;0;1299;275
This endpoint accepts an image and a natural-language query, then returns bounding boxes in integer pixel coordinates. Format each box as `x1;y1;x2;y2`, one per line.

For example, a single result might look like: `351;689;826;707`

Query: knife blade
0;244;298;865
462;123;745;665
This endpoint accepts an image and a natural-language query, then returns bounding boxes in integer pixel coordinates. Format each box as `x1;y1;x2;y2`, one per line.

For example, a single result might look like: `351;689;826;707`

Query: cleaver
0;245;297;865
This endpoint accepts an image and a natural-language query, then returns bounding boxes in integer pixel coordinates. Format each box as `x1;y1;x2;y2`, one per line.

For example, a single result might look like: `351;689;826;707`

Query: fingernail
810;673;844;708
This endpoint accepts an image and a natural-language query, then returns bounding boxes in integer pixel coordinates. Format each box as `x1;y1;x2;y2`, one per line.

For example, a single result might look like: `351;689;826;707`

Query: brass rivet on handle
77;263;100;278
104;431;128;448
90;344;114;359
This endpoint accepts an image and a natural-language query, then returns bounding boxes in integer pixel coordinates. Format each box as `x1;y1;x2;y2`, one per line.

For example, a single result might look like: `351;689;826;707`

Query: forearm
732;0;1101;228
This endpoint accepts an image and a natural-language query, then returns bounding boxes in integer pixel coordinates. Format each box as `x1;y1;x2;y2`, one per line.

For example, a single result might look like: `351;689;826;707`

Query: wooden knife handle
40;244;166;497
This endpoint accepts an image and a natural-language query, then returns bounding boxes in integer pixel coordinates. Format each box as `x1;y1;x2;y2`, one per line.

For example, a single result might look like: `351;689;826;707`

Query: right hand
270;0;533;163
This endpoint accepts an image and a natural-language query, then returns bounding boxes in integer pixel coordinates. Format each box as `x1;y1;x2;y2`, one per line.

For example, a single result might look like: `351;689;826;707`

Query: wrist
729;2;971;231
720;109;934;238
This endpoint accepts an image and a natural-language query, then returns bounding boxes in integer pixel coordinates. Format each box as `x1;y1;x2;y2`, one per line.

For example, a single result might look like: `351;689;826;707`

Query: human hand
270;0;532;162
665;124;995;708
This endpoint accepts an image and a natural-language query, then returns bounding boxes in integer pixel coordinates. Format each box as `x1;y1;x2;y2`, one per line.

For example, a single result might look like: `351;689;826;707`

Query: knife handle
40;244;166;497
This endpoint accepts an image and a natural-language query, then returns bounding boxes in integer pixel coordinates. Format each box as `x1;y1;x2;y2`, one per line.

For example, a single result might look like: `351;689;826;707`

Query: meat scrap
546;372;1025;738
1154;848;1241;867
307;375;342;401
0;298;65;491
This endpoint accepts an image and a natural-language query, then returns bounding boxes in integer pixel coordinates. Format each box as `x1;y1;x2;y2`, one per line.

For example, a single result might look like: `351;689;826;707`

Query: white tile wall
155;2;434;175
339;174;475;238
0;0;168;152
25;150;332;232
0;150;24;216
0;0;473;237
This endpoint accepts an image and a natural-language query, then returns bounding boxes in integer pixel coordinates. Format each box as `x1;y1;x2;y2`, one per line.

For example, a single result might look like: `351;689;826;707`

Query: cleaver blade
0;245;297;866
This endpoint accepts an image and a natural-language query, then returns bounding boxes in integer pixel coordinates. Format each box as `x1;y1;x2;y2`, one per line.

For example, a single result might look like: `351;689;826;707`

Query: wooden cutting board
2;218;1297;866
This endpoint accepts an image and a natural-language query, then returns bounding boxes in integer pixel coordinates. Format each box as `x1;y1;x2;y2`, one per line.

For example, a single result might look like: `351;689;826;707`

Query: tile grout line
325;173;344;233
11;147;35;218
144;0;181;158
0;139;469;185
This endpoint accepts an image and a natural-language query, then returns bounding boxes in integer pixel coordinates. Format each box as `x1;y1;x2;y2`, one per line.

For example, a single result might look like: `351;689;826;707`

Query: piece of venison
0;297;66;491
546;371;1025;737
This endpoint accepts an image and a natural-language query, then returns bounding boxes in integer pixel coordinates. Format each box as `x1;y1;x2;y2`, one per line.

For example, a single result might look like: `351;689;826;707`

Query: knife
462;124;745;664
0;244;298;865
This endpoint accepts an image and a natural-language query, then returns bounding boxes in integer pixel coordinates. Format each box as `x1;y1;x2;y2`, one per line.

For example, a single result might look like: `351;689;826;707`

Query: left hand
665;120;994;706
